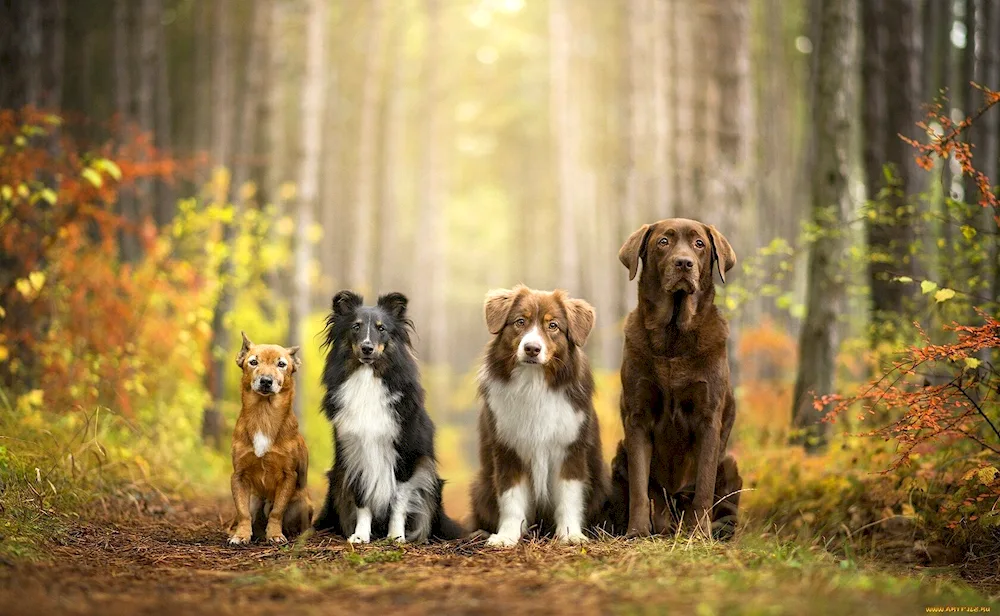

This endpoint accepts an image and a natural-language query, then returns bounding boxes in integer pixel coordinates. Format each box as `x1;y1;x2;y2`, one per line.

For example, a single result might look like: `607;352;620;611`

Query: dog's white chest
332;367;401;513
482;366;584;509
252;431;272;458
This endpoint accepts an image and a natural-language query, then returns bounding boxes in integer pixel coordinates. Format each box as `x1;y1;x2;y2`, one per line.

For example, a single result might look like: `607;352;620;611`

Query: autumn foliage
0;108;209;419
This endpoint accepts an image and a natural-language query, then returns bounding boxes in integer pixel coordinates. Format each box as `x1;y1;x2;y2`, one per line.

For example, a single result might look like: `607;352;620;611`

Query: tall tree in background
348;0;387;294
379;18;407;294
114;0;138;261
136;0;159;222
861;0;919;343
414;0;448;372
289;0;329;419
977;1;1000;303
792;0;857;451
202;0;238;445
549;0;579;294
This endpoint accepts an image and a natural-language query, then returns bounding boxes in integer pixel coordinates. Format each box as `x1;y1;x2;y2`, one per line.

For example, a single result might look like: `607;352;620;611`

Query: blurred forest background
1;0;1000;573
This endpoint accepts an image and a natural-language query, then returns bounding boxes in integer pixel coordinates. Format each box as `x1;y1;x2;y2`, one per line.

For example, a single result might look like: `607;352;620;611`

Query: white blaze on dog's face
236;332;301;396
484;286;596;374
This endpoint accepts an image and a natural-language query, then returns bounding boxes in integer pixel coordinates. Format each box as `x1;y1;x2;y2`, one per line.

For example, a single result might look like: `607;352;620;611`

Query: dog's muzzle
252;376;280;395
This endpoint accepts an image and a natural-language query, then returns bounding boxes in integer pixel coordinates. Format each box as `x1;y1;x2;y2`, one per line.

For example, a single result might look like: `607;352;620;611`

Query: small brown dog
607;218;743;539
228;332;312;545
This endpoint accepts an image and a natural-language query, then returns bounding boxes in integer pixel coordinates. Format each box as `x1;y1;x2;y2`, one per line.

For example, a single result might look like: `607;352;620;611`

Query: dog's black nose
360;342;375;356
523;341;541;358
675;257;694;271
259;376;273;389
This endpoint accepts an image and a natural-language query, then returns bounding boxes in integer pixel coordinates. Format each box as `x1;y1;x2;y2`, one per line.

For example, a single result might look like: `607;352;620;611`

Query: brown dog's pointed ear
619;224;652;281
484;286;521;335
236;331;253;368
564;297;596;347
704;224;737;283
287;346;302;372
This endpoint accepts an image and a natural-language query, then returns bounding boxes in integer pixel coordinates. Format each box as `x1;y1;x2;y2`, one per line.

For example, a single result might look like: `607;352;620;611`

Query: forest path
0;497;993;615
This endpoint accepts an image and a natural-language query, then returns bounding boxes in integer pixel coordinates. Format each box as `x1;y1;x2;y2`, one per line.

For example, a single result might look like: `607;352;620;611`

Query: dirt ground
1;498;996;616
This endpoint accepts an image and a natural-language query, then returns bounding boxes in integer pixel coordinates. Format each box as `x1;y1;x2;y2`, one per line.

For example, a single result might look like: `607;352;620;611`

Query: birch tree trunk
289;0;329;419
791;0;857;452
348;0;386;294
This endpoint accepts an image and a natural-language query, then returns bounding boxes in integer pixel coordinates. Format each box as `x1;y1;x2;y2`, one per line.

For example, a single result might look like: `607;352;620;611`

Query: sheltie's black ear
332;290;363;316
377;292;409;321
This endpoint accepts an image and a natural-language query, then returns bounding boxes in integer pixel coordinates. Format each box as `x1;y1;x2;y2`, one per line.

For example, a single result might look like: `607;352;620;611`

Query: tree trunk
980;1;1000;303
415;0;447;373
202;0;238;446
861;0;919;344
622;0;649;313
193;0;211;176
114;0;140;262
137;0;159;222
155;10;175;225
348;0;386;294
791;0;857;451
289;0;329;419
550;0;579;294
378;25;407;294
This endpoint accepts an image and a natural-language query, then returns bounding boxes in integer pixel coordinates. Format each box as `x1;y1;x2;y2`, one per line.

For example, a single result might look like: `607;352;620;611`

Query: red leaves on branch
822;314;1000;470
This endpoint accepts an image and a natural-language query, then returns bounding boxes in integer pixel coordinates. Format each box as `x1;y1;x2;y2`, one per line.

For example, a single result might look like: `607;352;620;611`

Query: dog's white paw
558;531;589;545
228;534;250;545
389;534;407;544
486;532;519;548
347;533;370;544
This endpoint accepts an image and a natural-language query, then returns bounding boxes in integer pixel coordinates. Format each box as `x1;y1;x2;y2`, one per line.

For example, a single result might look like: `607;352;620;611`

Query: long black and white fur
312;291;464;543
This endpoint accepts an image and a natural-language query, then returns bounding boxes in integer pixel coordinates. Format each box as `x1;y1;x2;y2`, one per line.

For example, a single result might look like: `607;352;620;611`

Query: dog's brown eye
248;358;258;366
277;360;287;369
548;321;559;331
352;323;361;331
695;239;705;249
377;324;386;333
658;238;669;247
514;317;526;327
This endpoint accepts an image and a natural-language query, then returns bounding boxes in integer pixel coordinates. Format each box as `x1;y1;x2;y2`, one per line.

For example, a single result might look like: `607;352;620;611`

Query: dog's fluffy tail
431;478;466;541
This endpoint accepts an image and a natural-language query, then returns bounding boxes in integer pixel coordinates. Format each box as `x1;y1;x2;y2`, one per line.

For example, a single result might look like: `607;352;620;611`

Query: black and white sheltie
312;290;464;543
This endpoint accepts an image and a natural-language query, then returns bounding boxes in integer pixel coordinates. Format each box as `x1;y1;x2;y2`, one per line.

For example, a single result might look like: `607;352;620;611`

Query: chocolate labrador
606;218;743;538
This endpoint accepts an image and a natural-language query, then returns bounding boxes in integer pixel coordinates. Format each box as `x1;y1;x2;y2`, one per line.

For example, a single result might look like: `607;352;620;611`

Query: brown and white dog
470;286;609;547
228;332;313;545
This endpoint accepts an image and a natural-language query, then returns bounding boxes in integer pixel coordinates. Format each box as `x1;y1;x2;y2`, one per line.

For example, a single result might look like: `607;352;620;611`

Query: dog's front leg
229;472;253;545
693;399;722;537
266;470;296;543
487;481;528;547
388;481;413;542
348;506;373;544
554;476;587;544
624;416;654;537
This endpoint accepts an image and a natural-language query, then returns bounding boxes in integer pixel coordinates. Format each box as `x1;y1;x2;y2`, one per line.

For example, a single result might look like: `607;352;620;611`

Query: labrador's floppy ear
564;297;596;347
286;346;302;372
332;290;364;316
377;292;409;321
703;224;737;283
236;331;253;368
619;224;653;281
484;286;525;335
